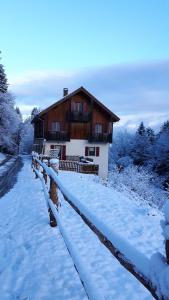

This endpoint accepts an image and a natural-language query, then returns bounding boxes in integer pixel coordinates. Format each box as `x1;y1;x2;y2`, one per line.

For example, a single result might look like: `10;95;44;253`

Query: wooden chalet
32;86;120;178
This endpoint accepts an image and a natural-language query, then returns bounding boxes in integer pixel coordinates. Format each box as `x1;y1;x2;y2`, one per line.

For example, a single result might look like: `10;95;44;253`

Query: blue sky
1;0;169;128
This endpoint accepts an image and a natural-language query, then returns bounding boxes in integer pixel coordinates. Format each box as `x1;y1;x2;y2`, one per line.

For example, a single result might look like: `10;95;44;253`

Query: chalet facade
33;87;120;178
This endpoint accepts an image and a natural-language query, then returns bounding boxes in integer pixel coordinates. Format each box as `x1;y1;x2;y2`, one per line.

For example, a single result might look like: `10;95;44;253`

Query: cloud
9;60;169;128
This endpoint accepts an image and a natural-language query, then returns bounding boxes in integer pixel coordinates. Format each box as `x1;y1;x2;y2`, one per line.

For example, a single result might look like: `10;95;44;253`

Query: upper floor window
51;121;60;132
95;123;102;134
72;102;83;113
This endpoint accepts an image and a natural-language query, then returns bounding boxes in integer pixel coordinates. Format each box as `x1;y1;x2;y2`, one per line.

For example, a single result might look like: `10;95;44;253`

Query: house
32;86;120;178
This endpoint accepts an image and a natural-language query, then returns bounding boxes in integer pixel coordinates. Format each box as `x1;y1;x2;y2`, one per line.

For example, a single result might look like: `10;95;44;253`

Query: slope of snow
0;159;87;300
57;171;164;259
54;170;164;299
0;152;6;163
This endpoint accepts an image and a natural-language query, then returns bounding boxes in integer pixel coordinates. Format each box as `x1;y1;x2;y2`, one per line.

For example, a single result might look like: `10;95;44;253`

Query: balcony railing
88;133;112;143
68;111;91;122
47;131;70;141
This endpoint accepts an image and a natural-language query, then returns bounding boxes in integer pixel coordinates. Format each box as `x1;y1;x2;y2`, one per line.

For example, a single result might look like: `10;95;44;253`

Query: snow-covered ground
0;152;6;163
0;159;87;300
0;158;165;299
58;171;164;259
0;157;17;176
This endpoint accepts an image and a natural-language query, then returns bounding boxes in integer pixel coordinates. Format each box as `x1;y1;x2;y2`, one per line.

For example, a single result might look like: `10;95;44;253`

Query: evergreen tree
160;120;169;134
0;53;8;93
154;120;169;176
31;107;40;120
0;55;21;154
19;118;34;154
146;127;155;144
131;122;150;165
15;106;22;121
137;122;145;136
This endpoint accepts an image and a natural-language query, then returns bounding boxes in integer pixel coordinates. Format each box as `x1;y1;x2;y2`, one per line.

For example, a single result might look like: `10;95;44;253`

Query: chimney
63;88;68;97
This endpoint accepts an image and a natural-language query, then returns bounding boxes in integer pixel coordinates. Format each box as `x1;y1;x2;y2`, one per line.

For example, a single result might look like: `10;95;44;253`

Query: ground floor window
50;145;66;160
85;146;100;157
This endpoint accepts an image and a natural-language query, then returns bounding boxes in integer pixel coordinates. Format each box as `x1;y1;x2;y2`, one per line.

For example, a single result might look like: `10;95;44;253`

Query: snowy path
0;158;87;300
0;159;163;299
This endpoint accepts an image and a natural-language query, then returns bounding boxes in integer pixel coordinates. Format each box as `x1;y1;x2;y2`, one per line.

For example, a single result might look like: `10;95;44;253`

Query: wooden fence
40;157;99;175
32;155;169;300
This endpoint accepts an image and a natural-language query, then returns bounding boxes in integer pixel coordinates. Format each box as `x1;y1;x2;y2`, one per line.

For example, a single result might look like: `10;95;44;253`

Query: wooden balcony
88;133;112;143
68;111;91;122
47;131;70;141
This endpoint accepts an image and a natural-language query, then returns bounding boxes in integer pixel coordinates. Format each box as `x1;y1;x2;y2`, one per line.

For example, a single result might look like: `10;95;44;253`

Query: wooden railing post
35;160;41;179
47;159;60;227
166;240;169;264
161;201;169;264
42;159;48;184
47;174;57;227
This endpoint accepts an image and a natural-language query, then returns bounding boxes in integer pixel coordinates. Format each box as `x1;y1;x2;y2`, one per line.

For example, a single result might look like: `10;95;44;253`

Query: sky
1;0;169;129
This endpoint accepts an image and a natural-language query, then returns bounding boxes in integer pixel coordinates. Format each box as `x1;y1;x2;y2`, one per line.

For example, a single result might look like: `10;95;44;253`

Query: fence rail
32;155;169;300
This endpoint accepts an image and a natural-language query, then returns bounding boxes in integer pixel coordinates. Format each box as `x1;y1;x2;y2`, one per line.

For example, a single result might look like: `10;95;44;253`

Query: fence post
49;159;59;207
42;159;48;184
48;159;60;227
34;160;39;179
166;240;169;264
161;201;169;264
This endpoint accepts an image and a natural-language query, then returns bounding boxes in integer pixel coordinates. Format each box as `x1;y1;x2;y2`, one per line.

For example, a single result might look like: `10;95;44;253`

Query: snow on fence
32;154;169;300
39;155;99;175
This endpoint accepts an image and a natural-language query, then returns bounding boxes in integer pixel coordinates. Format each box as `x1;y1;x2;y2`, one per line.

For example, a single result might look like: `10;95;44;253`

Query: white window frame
95;123;102;134
88;147;95;156
73;102;83;113
51;122;60;132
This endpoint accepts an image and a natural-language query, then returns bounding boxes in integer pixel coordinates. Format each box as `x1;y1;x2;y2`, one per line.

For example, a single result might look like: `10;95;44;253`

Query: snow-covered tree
0;57;22;154
19;118;34;154
154;121;169;177
146;127;155;144
131;122;151;165
31;107;40;120
15;106;22;121
0;92;21;154
109;129;134;169
0;57;8;93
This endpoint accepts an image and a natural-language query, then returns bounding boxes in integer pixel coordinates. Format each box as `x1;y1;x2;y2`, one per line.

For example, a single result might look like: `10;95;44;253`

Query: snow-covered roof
35;86;120;122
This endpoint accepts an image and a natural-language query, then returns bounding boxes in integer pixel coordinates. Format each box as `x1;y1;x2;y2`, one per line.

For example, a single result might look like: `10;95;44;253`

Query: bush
107;165;168;209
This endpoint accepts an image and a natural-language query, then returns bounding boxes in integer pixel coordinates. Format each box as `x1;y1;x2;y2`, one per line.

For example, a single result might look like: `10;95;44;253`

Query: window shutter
50;145;54;149
62;145;66;160
96;147;100;157
85;146;89;156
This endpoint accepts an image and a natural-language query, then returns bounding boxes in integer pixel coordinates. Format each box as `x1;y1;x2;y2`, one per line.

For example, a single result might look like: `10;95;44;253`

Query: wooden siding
34;90;113;142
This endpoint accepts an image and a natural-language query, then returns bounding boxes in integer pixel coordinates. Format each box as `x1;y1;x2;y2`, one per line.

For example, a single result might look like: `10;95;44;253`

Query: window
85;146;100;157
95;123;102;134
88;147;95;156
73;102;83;113
50;145;66;160
51;122;60;132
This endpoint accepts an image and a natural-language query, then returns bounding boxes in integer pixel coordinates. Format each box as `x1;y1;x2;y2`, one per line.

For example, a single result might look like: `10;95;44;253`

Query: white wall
44;139;109;179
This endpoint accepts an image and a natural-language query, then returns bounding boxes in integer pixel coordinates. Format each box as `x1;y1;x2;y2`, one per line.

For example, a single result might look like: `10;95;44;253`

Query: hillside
0;157;167;299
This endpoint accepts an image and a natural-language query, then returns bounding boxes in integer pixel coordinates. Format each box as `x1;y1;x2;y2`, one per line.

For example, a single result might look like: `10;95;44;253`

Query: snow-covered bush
108;165;168;209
